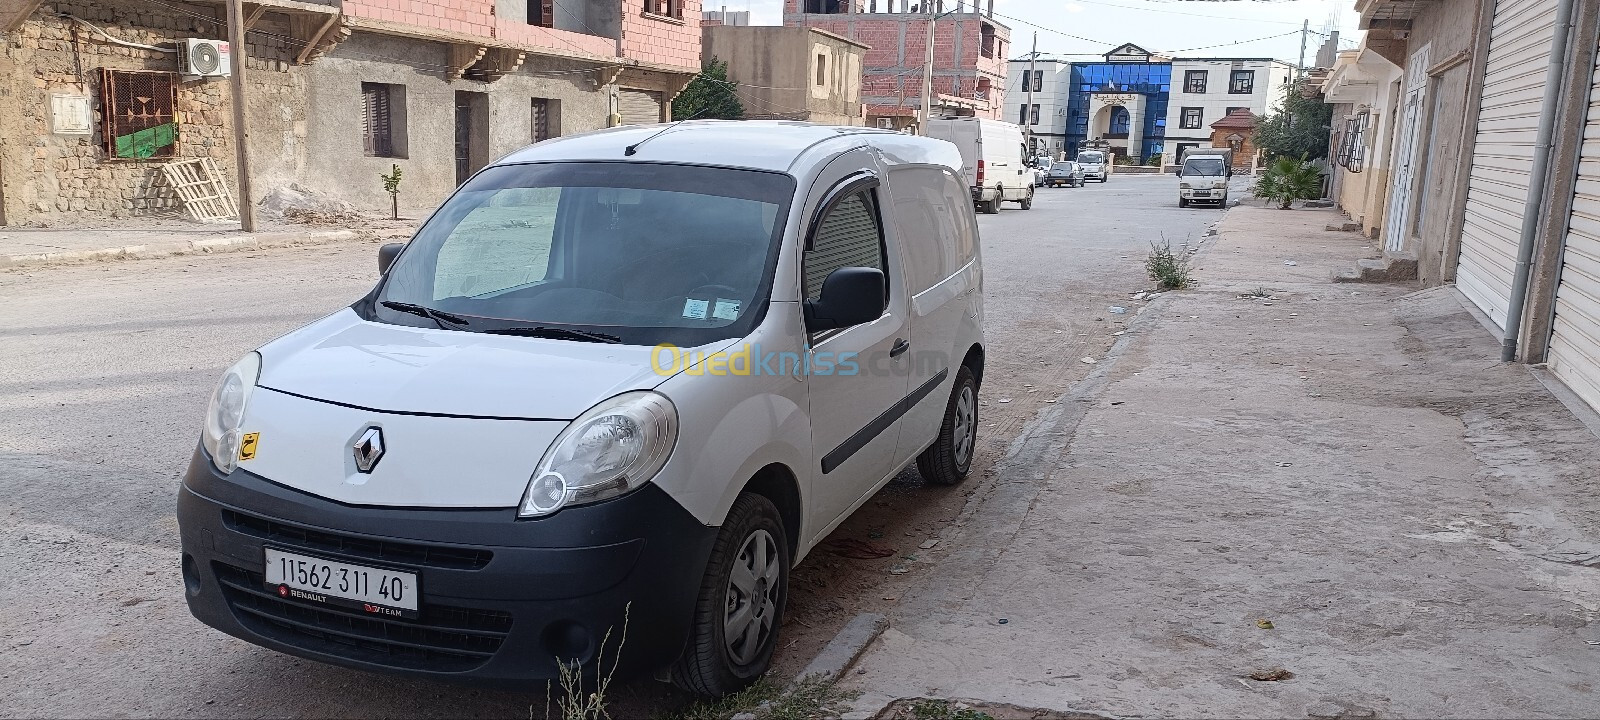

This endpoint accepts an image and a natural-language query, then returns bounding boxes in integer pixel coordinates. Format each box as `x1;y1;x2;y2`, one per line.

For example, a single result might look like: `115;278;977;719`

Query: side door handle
890;338;910;357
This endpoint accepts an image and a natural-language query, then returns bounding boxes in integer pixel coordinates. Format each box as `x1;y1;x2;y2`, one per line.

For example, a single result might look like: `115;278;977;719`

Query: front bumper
177;449;717;685
1180;188;1227;202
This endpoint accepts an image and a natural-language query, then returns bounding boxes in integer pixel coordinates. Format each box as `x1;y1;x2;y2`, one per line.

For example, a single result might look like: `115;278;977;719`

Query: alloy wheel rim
953;385;976;467
723;528;781;666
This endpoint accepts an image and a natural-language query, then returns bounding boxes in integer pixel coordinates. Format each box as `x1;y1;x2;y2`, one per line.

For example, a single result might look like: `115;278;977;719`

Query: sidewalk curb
793;612;888;686
0;228;404;270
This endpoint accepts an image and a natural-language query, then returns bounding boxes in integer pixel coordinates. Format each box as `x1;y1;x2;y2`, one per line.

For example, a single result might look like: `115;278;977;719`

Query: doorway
454;91;489;186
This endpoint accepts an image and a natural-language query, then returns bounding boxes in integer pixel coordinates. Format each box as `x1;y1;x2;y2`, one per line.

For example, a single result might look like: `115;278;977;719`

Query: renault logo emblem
353;427;385;474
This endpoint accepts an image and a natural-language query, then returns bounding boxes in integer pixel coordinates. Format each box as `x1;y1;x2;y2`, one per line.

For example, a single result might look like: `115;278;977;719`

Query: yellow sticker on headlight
239;433;260;461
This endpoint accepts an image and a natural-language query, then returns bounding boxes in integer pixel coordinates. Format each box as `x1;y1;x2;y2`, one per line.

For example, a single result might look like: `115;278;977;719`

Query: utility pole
1024;31;1037;158
1297;19;1309;77
921;7;935;131
225;0;256;231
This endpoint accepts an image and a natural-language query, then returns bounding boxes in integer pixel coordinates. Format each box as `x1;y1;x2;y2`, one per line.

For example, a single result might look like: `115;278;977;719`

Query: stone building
781;0;1008;131
0;0;703;225
702;24;867;125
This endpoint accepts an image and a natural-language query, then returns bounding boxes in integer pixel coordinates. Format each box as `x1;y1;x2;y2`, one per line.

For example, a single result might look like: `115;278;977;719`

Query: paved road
0;174;1225;717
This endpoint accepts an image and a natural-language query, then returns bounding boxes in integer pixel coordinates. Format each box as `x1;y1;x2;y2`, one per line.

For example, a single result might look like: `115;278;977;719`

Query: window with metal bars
1184;70;1206;94
99;69;179;160
531;98;552;142
362;82;400;158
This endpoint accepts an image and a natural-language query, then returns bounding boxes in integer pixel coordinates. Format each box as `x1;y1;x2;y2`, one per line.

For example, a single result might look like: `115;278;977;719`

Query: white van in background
924;117;1034;214
1077;150;1110;183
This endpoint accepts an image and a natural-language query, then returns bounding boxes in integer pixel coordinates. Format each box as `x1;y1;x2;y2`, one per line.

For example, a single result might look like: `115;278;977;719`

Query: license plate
263;547;419;618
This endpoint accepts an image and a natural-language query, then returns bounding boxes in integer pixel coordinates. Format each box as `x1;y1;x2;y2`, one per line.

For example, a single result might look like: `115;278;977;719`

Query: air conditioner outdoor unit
178;39;231;78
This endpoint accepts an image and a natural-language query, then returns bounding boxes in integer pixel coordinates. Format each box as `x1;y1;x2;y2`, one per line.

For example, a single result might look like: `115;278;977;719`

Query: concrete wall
302;32;609;213
1389;0;1479;285
703;25;864;125
0;0;297;224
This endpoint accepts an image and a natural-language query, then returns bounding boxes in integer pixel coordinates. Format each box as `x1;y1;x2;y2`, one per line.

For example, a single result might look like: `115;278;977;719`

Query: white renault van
178;122;985;696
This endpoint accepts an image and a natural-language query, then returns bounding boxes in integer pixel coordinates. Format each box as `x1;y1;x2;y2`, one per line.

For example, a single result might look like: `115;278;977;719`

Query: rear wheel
671;494;789;697
1020;188;1034;210
917;366;978;485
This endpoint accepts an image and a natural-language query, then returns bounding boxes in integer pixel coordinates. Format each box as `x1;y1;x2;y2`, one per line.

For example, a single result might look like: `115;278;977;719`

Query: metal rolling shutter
1547;54;1600;414
805;193;884;300
618;89;663;125
1456;0;1560;328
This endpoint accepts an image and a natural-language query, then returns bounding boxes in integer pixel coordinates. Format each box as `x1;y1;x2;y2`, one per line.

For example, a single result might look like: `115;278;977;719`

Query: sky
724;0;1362;67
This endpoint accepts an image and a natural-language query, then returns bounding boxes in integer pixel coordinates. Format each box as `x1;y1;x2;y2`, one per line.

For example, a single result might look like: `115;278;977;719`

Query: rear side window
804;192;884;301
889;167;972;294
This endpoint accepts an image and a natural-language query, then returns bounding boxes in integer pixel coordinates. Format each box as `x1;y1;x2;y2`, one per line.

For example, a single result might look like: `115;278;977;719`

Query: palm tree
1253;155;1322;209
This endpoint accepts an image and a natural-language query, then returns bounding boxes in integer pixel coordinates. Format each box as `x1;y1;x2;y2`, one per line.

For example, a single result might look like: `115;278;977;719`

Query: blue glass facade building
1064;62;1171;162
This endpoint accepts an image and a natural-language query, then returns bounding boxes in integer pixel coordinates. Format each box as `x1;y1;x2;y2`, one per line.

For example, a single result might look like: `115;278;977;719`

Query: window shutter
804;193;884;300
540;0;554;26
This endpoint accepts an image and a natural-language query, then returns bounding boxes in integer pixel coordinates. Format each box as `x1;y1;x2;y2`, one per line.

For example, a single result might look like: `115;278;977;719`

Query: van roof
494;120;961;175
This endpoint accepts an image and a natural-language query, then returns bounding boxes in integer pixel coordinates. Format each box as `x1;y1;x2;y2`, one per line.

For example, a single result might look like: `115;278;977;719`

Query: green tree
672;57;744;121
1253;77;1334;161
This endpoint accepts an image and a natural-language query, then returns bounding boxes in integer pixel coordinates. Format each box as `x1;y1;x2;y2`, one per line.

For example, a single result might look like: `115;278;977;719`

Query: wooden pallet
159;157;239;222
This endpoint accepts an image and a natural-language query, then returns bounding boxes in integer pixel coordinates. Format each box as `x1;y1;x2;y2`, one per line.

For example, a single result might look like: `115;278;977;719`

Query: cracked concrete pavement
841;204;1600;719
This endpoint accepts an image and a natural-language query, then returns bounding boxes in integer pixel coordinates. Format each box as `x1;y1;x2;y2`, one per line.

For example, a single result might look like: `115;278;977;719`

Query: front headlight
201;352;261;475
519;391;678;518
1179;182;1193;189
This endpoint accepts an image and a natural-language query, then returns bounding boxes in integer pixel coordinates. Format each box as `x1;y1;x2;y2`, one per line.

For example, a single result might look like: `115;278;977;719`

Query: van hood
1184;176;1225;189
256;309;731;420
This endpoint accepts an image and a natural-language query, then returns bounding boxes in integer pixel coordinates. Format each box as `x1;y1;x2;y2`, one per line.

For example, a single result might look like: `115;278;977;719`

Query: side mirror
804;267;886;333
378;243;405;274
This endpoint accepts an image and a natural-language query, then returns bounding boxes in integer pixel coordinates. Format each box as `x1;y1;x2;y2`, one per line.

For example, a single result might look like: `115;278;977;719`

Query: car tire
671;493;790;698
917;365;979;486
1020;188;1034;210
1179;198;1188;208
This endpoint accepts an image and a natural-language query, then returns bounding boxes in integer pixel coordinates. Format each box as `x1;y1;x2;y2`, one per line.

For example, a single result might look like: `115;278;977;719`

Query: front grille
214;563;513;672
222;510;493;570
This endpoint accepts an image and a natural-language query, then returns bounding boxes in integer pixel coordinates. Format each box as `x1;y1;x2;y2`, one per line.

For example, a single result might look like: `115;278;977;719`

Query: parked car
1030;158;1053;187
1178;152;1232;207
1078;150;1109;183
1046;161;1084;188
924;117;1035;213
176;121;987;698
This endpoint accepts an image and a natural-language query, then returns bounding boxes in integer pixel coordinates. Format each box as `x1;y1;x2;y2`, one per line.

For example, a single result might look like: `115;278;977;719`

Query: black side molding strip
820;368;949;475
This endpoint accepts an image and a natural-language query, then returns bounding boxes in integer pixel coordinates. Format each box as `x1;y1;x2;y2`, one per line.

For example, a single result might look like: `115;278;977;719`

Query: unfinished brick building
783;0;1007;130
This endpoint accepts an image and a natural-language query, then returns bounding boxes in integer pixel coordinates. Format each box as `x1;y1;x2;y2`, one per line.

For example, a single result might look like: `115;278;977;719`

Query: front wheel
1020;188;1034;210
671;494;790;697
917;366;978;485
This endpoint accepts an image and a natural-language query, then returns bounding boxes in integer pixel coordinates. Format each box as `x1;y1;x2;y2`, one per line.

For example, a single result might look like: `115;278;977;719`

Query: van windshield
1078;152;1105;164
1182;157;1227;177
370;162;796;347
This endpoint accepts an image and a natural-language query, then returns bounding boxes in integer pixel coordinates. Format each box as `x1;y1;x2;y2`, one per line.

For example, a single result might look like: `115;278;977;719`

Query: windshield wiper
486;326;622;344
380;301;470;329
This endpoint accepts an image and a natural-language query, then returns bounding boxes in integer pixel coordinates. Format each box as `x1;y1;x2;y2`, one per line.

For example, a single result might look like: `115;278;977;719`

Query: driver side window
804;191;885;301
